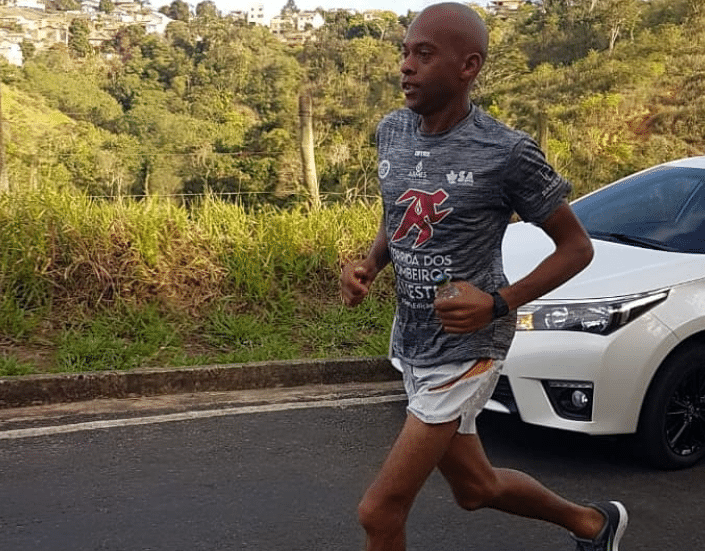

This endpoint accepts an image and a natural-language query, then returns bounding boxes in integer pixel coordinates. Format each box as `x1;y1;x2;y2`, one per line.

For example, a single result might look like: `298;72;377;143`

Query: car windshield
571;166;705;254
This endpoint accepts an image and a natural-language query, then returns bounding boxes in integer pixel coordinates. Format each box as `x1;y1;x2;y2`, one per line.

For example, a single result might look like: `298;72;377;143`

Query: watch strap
491;291;509;319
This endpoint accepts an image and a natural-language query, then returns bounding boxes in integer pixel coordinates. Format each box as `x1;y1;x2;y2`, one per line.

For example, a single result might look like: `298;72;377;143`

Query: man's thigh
363;413;459;510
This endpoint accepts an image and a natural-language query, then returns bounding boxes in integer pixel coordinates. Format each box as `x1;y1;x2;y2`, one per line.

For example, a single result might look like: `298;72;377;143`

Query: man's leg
358;413;460;551
437;431;606;540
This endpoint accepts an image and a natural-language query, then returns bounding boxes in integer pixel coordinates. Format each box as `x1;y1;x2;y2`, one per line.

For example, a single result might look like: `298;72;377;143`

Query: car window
667;185;705;252
572;167;705;253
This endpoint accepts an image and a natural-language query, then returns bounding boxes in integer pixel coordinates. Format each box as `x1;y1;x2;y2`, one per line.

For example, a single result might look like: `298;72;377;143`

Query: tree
367;11;402;42
99;0;115;14
68;19;91;58
196;1;218;19
160;0;190;22
108;25;147;61
281;0;299;16
590;0;643;52
50;0;80;10
19;39;35;62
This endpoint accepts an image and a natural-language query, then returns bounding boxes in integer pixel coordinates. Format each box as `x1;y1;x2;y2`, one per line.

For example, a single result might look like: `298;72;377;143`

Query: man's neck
418;102;472;134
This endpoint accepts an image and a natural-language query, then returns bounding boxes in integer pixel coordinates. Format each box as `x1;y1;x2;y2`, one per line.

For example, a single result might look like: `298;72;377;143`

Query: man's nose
401;57;415;75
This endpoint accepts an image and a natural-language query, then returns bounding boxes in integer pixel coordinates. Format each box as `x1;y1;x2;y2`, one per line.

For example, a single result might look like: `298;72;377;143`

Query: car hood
502;222;705;300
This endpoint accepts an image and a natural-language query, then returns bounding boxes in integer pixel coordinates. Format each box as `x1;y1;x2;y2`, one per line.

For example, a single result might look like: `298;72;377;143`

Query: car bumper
487;312;679;435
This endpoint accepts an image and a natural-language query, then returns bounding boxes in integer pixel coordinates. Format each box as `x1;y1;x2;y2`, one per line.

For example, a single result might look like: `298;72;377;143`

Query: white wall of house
0;38;22;65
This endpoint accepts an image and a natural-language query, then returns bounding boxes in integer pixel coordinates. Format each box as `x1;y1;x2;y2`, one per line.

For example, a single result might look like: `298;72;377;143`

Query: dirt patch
2;342;55;373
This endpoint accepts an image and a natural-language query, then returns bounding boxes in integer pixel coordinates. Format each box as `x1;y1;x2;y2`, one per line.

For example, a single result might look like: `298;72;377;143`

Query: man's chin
404;99;424;114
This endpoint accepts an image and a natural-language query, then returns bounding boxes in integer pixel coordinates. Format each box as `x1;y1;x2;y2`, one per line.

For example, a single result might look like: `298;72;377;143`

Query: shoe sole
609;500;629;551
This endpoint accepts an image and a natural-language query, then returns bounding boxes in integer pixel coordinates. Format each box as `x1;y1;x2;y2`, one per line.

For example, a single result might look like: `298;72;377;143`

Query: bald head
400;2;489;129
410;2;489;64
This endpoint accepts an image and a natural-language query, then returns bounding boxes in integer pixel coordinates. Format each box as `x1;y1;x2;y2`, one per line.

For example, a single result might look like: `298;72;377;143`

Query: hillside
0;0;703;201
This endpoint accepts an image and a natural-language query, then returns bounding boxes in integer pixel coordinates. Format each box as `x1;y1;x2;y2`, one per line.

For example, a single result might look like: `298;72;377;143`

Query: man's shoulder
378;108;415;131
376;109;416;148
469;106;530;145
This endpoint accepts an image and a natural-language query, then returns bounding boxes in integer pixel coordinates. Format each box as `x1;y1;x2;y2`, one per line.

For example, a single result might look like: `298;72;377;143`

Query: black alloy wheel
664;365;705;457
637;344;705;470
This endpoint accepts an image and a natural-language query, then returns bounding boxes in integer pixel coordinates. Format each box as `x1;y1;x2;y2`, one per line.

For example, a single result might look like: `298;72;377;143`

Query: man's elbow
575;236;594;273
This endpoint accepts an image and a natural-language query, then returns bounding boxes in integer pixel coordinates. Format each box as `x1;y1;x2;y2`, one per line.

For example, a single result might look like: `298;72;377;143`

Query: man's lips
401;81;418;94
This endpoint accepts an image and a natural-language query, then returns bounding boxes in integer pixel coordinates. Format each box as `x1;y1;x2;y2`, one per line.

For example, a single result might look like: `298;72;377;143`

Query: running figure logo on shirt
391;189;452;248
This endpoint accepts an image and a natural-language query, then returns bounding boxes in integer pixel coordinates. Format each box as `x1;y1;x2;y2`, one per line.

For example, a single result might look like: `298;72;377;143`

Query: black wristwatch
490;291;509;319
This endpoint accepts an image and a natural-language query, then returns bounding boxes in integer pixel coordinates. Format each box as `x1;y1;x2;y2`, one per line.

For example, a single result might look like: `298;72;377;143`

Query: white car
492;156;705;470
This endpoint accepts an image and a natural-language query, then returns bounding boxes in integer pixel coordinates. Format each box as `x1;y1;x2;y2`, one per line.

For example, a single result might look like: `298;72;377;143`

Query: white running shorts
391;357;503;434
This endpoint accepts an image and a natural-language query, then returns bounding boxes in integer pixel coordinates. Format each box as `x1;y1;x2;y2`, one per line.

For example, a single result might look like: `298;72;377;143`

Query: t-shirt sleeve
504;137;572;225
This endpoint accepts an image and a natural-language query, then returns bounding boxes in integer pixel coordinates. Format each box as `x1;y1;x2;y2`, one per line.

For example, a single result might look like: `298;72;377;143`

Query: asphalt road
1;383;703;551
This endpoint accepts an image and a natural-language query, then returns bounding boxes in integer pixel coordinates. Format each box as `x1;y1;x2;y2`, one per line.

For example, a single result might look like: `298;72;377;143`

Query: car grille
491;375;517;413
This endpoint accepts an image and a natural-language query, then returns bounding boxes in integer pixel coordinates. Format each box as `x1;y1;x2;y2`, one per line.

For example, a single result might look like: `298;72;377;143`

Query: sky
170;0;492;19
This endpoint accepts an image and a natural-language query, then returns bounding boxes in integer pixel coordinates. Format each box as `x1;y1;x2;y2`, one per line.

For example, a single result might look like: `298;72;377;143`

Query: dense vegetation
0;0;703;374
0;192;395;374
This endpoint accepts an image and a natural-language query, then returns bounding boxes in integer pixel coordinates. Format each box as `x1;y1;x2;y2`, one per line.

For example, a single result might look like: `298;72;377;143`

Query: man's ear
461;52;483;83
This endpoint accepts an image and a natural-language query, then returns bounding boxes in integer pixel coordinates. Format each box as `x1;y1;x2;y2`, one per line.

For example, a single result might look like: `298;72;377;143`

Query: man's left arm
435;202;594;333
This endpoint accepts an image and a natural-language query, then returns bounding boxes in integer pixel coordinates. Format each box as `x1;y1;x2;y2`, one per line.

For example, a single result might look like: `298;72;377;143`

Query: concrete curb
0;357;400;409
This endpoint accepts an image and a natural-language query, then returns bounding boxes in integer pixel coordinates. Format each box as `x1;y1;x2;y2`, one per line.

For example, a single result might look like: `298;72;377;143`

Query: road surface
1;382;703;550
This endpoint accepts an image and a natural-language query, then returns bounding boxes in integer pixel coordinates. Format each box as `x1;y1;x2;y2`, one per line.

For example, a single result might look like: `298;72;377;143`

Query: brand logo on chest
392;189;452;248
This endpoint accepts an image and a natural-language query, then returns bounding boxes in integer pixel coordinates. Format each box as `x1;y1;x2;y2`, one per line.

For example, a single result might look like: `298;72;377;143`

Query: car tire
637;344;705;470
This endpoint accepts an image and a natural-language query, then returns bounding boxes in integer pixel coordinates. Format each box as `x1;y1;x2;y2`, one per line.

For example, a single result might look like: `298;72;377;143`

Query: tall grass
0;188;394;373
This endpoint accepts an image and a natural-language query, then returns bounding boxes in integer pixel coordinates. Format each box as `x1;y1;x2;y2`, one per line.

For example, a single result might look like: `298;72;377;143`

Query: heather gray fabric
376;105;571;368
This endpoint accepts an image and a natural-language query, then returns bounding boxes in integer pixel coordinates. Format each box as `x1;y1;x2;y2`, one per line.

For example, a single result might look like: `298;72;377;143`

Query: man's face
400;16;465;117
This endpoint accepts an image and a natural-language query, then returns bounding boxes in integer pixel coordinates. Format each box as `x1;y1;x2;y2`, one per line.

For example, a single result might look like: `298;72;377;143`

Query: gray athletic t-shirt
376;105;571;368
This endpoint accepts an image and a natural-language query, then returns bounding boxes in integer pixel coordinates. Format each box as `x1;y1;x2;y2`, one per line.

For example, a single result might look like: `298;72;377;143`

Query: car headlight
517;290;669;335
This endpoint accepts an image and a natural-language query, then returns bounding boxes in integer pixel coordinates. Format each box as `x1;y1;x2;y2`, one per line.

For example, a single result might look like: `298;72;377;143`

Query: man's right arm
340;219;391;307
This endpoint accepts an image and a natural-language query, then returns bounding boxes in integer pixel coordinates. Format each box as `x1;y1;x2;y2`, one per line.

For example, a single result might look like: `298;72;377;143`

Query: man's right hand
340;261;376;307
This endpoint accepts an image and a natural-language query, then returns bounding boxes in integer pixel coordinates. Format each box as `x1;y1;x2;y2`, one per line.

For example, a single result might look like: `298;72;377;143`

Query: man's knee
451;472;502;511
358;493;407;535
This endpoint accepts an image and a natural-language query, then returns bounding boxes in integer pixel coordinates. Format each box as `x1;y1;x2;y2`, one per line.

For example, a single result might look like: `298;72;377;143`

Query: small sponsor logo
378;159;391;179
414;150;430;158
445;170;474;184
408;161;427;179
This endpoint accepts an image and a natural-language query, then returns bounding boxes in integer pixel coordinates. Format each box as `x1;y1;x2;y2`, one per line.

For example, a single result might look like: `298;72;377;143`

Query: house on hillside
270;10;323;40
0;8;68;47
294;11;323;32
81;0;99;13
15;0;44;9
225;9;248;23
247;3;266;26
269;14;291;35
0;32;22;65
488;0;525;18
363;10;389;21
0;0;45;9
143;10;170;34
87;27;114;50
0;2;172;64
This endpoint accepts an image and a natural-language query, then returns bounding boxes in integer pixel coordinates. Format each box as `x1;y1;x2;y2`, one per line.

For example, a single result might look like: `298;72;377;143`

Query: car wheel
637;344;705;470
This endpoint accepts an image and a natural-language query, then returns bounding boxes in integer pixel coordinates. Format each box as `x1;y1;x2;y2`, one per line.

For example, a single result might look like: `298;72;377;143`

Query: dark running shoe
571;501;628;551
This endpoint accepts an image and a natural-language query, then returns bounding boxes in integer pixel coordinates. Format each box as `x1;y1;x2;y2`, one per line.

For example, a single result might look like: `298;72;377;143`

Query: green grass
0;190;395;374
55;304;182;372
45;298;393;373
297;297;394;358
0;354;35;377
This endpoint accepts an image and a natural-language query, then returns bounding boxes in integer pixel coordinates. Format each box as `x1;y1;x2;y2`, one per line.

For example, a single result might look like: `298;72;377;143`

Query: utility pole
299;94;320;210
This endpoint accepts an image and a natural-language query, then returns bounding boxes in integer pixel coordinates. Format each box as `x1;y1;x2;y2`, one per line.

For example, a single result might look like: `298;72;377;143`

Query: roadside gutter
0;357;399;409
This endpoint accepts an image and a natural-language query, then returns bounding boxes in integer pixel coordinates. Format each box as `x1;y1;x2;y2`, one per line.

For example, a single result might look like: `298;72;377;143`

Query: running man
340;3;628;551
